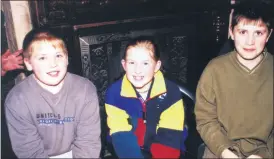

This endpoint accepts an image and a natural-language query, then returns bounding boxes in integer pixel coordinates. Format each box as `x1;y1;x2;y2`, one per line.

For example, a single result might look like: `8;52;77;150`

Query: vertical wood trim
28;1;39;28
2;1;18;52
2;1;29;83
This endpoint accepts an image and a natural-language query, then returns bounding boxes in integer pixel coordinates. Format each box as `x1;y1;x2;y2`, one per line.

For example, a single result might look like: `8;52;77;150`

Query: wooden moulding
2;1;26;83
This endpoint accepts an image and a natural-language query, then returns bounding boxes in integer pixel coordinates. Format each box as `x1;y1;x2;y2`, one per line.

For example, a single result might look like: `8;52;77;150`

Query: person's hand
1;49;24;76
247;154;262;158
221;148;239;158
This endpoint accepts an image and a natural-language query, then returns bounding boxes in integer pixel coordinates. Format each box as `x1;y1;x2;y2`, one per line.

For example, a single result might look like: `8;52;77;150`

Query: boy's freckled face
24;42;68;87
122;47;161;89
230;20;271;62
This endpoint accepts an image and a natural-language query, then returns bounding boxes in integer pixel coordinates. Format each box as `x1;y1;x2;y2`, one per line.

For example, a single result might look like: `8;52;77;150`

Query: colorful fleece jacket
105;71;186;158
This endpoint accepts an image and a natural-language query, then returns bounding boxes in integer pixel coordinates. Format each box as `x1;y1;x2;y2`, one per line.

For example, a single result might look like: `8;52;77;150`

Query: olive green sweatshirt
195;51;273;158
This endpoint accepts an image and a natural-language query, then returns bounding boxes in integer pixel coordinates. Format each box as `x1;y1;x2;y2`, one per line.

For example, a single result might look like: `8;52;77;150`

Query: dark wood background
28;0;231;98
27;1;231;157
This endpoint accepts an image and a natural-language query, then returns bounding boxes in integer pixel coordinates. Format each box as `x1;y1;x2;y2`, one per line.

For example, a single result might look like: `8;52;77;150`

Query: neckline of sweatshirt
27;73;71;107
229;51;269;76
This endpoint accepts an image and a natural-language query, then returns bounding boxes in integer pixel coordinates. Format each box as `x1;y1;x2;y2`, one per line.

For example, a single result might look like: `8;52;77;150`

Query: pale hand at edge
247;154;262;158
221;148;239;158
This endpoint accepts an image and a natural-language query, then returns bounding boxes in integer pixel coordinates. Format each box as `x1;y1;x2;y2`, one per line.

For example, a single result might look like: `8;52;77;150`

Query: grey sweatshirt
5;73;101;158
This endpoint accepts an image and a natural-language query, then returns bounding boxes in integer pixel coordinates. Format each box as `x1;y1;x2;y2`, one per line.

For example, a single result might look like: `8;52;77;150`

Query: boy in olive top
195;1;273;158
5;29;101;158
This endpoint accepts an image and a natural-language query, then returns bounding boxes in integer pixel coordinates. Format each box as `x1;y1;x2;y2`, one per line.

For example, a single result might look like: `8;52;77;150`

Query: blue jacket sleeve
151;87;185;158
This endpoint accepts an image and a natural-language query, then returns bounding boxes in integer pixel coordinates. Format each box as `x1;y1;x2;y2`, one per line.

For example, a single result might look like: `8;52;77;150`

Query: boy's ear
266;29;273;42
229;26;235;40
154;60;161;73
66;56;69;66
24;58;33;71
121;59;126;71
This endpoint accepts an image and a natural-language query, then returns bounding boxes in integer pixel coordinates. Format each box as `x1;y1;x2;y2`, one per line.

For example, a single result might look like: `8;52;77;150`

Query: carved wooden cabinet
29;0;230;106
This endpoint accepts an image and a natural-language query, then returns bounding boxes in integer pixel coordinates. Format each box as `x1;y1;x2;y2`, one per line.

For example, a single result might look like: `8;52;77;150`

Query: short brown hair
231;0;272;32
22;28;68;58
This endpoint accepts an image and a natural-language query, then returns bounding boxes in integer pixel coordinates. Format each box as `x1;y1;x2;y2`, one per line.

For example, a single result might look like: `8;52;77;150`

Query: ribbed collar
230;50;268;75
120;71;167;99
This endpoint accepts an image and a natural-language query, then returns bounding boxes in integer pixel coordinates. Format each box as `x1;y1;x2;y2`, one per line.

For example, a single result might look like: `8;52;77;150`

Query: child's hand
1;49;24;75
247;154;262;158
221;148;239;158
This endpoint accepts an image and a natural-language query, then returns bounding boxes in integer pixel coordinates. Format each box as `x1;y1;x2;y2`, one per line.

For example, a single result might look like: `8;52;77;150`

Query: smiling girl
105;37;187;158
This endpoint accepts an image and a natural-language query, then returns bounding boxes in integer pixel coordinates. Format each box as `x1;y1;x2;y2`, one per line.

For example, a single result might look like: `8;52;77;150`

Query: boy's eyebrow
236;27;267;31
236;28;247;31
34;53;47;57
34;51;64;56
254;29;267;33
56;51;65;54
